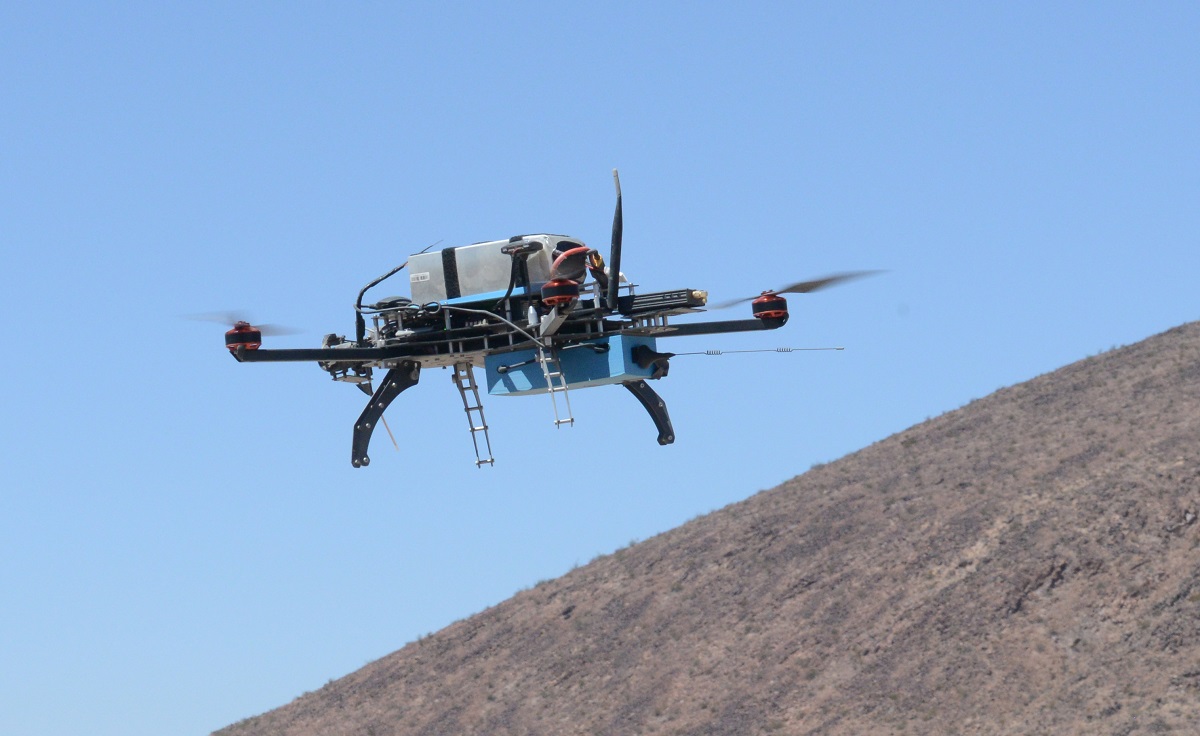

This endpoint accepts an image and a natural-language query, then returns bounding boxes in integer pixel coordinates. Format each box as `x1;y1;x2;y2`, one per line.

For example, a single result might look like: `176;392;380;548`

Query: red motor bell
751;293;788;320
225;321;263;352
541;278;580;308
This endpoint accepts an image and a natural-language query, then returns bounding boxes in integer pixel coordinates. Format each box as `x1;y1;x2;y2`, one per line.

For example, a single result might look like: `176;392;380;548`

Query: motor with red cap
539;243;597;308
540;278;581;307
751;292;789;320
225;321;263;352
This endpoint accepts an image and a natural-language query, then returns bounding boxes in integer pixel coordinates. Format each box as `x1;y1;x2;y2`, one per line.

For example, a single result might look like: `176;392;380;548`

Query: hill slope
217;322;1200;735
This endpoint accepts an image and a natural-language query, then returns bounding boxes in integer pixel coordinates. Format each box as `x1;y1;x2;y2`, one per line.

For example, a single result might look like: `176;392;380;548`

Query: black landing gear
352;361;420;468
623;379;675;445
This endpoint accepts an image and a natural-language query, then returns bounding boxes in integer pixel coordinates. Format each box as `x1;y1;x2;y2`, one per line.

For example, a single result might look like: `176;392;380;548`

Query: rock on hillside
217;322;1200;735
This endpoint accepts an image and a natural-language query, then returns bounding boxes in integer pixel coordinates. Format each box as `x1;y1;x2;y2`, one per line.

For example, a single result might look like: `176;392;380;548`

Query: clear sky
2;3;1197;734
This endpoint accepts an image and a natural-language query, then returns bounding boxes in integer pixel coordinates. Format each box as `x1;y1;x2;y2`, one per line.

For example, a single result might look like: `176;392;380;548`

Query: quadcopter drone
221;171;873;467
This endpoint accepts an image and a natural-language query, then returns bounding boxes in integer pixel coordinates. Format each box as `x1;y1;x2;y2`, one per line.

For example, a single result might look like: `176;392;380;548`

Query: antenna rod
672;347;845;356
381;415;400;451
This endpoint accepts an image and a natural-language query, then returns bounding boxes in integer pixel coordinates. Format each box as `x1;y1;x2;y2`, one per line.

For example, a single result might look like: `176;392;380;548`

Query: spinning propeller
712;271;882;310
184;311;302;336
185;312;301;352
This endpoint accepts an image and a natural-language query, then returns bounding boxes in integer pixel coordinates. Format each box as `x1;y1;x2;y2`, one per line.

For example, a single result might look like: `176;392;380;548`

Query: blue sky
2;3;1197;734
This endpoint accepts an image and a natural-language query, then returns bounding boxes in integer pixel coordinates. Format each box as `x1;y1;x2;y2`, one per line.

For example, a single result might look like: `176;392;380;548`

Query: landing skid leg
623;380;675;445
352;361;420;467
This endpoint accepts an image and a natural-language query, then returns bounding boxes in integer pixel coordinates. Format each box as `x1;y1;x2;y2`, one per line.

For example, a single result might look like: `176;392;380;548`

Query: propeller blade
183;310;250;325
605;169;623;312
183;311;302;335
254;324;304;337
712;270;882;309
710;295;757;309
774;270;882;295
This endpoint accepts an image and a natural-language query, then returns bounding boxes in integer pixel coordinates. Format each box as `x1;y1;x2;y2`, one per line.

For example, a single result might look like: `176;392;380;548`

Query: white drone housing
407;234;585;305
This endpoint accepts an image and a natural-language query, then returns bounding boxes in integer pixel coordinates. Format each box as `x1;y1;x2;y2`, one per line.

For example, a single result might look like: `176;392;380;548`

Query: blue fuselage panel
485;335;657;396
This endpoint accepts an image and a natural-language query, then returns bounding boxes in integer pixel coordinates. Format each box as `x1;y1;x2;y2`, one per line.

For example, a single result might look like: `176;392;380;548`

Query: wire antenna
672;347;844;357
381;415;400;452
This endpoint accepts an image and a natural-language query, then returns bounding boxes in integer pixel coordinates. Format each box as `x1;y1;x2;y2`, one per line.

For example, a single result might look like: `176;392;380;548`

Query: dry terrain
217;321;1200;735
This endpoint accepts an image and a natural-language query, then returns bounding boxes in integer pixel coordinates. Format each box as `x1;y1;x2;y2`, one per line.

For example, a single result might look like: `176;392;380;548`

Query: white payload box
407;234;585;304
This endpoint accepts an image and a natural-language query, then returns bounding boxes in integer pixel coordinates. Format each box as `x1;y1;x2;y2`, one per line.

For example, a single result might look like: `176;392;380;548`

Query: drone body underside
484;334;657;396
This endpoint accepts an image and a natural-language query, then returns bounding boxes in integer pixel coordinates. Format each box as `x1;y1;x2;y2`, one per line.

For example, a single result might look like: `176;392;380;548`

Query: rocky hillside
217;322;1200;735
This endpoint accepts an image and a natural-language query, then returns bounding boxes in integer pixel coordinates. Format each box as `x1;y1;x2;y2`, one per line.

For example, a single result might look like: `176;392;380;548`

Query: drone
220;171;874;467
